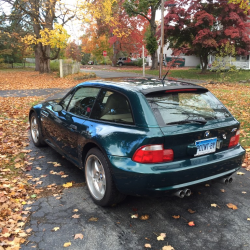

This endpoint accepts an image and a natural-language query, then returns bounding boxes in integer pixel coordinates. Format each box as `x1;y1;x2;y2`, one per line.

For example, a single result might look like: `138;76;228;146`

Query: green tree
124;0;160;69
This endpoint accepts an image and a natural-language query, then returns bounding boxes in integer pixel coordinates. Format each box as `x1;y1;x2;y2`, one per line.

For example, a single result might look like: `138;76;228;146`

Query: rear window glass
146;91;232;126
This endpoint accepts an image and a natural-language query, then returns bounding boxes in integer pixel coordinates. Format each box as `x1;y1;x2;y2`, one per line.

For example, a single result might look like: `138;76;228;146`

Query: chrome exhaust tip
174;190;185;198
228;177;233;183
220;178;229;184
183;188;191;197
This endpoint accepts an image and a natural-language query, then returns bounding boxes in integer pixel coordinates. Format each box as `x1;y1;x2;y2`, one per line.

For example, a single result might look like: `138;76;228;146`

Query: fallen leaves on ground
157;233;166;241
0;96;44;248
172;215;180;219
227;203;238;210
237;172;245;175
74;233;84;240
187;209;196;214
63;242;71;247
0;71;85;90
72;214;80;219
145;243;151;248
131;214;139;219
188;221;195;227
211;203;219;208
63;182;73;188
88;217;98;222
162;246;175;250
140;214;150;220
52;227;60;231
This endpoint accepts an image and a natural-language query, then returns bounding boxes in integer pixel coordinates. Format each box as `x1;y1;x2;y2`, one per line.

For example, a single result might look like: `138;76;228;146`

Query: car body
88;61;94;65
29;78;245;206
117;57;138;66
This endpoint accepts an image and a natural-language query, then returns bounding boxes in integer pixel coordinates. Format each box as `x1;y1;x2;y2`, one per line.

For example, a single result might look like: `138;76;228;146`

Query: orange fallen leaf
145;243;151;248
187;209;196;214
172;215;180;219
227;203;238;210
188;221;195;227
140;214;149;220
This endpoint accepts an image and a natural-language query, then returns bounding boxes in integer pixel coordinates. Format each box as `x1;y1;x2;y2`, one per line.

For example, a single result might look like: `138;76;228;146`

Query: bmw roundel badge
204;131;210;138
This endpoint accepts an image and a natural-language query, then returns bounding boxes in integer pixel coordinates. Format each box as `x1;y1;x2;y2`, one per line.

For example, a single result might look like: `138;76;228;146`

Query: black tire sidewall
85;148;115;206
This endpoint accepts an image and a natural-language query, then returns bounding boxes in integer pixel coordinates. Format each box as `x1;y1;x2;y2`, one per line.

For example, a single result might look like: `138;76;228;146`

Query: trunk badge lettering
204;131;210;138
222;134;226;139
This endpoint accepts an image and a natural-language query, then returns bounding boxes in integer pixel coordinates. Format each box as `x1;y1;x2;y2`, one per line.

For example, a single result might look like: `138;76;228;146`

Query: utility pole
159;0;164;79
143;45;145;77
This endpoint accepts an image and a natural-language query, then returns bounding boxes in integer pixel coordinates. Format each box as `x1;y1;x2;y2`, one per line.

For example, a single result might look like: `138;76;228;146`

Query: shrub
50;61;59;72
135;58;143;67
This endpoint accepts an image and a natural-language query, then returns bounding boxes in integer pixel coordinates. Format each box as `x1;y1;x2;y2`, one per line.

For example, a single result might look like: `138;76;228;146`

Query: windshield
146;91;232;126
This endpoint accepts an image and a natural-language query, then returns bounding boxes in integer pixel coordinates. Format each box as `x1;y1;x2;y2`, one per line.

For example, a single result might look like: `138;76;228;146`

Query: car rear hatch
144;84;241;161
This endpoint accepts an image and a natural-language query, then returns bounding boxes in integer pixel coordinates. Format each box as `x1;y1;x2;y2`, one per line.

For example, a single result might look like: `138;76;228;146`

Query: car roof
78;78;208;95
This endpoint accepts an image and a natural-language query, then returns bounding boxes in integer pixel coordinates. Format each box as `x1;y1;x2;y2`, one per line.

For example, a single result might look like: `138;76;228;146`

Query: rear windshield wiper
166;119;207;125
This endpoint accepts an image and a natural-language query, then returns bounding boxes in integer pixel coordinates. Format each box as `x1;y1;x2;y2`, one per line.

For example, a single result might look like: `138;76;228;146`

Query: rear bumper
108;145;245;196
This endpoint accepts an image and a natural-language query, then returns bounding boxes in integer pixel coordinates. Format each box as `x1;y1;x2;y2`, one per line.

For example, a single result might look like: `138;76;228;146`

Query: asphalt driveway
20;88;250;250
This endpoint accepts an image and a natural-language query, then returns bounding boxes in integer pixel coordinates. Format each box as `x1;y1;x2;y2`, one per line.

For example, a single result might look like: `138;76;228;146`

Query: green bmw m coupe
29;78;245;206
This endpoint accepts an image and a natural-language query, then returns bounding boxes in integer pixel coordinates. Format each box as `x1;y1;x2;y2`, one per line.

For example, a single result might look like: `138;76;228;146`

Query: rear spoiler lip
142;86;208;95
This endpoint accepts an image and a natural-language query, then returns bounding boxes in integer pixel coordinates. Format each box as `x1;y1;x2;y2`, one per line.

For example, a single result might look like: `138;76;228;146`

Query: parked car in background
88;61;94;65
117;57;138;66
29;78;245;206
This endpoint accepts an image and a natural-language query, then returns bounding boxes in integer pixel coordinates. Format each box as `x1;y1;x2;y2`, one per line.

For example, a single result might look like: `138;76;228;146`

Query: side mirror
52;104;63;112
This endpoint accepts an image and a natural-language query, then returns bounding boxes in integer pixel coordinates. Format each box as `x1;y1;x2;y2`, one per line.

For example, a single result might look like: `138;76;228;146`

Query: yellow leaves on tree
22;23;69;49
228;0;250;13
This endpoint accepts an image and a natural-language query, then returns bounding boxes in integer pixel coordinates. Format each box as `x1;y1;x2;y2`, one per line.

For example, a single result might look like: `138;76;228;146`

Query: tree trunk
37;44;51;73
112;40;119;67
200;54;208;74
34;46;40;71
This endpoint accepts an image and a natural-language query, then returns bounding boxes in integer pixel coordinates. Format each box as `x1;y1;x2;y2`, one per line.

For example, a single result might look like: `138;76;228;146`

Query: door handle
69;124;77;131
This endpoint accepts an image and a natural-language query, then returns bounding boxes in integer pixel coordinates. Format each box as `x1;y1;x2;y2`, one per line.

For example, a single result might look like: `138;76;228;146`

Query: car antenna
161;68;171;86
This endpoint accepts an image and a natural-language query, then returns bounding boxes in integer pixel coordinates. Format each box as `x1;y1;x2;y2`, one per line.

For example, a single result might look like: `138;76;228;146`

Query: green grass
121;68;250;83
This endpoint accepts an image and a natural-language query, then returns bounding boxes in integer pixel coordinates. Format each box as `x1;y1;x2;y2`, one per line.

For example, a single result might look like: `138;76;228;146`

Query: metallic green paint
29;79;246;197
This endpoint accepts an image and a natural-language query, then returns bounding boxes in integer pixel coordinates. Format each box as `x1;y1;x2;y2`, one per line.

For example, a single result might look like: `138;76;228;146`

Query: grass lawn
122;68;250;83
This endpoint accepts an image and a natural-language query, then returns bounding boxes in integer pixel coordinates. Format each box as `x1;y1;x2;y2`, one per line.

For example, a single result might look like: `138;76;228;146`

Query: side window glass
91;89;134;125
60;92;74;110
67;87;100;117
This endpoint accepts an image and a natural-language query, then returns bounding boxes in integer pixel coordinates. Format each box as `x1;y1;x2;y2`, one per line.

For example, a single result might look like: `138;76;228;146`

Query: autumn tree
2;0;77;73
81;0;148;66
65;41;81;61
0;5;33;64
124;0;161;69
163;0;250;73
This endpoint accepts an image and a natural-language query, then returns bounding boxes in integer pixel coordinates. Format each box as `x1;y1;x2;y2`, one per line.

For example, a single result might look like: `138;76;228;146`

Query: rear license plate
195;137;217;156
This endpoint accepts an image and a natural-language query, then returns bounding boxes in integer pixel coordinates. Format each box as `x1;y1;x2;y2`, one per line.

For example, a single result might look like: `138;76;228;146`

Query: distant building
146;44;200;67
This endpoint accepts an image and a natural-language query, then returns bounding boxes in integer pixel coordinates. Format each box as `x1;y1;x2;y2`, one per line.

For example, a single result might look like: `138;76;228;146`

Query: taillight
165;88;197;93
132;144;174;163
228;130;240;148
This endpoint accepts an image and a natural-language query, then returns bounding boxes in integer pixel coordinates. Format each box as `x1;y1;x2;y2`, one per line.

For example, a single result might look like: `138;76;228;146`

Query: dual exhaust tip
174;176;233;198
220;176;233;185
174;188;191;198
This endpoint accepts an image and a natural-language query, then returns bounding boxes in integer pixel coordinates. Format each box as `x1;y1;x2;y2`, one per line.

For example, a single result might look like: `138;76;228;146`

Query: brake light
228;130;240;148
132;144;174;163
165;88;197;93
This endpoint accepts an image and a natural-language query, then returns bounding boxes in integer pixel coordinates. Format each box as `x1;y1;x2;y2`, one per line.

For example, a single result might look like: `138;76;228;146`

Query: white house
147;43;200;67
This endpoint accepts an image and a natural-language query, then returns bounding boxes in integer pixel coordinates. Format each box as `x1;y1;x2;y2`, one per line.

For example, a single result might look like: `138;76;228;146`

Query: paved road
20;89;250;250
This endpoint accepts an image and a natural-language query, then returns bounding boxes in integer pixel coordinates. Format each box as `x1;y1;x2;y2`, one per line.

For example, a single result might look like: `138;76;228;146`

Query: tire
30;112;47;147
84;148;126;206
118;62;123;66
